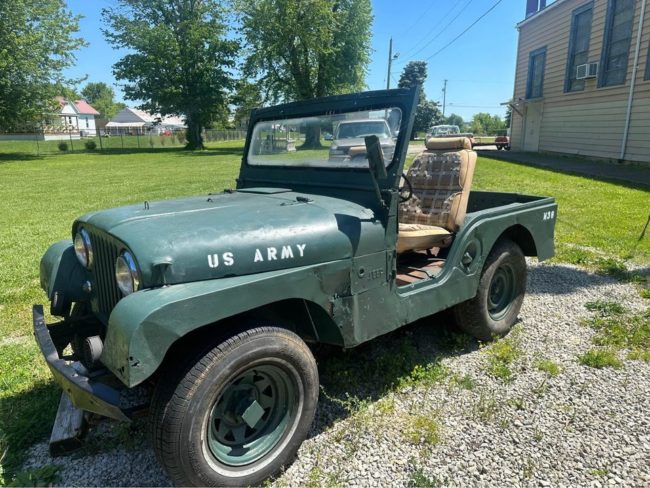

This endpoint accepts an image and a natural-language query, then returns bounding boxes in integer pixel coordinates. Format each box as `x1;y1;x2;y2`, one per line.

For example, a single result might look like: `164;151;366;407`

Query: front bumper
33;304;130;422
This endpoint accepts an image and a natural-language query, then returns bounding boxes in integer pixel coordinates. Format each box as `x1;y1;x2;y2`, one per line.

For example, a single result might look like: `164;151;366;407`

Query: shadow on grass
1;381;60;479
309;310;477;438
308;262;646;439
525;263;648;295
478;150;650;191
0;146;244;164
0;152;45;163
90;146;244;158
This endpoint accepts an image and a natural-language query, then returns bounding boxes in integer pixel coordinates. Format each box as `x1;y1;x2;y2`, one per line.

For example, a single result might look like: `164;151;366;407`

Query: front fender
40;240;87;304
101;260;349;387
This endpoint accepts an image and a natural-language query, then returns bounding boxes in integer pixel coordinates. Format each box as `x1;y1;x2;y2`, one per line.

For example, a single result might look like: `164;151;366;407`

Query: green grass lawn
474;159;650;267
0;142;648;479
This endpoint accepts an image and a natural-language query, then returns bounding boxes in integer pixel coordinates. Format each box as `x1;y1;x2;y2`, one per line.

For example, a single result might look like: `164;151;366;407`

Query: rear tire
453;239;527;341
151;327;319;487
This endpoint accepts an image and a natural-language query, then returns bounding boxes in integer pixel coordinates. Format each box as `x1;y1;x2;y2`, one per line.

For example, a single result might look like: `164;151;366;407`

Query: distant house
510;0;650;164
42;97;100;139
105;107;185;135
0;97;100;141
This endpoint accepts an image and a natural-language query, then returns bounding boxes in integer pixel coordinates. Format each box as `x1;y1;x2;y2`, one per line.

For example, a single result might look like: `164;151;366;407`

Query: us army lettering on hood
207;243;306;268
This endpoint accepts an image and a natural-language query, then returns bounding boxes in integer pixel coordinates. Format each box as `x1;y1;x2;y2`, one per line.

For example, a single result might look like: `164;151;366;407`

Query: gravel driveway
23;261;649;486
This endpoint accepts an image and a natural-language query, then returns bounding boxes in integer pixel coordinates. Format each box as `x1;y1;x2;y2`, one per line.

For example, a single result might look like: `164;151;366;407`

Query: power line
423;0;505;62
395;0;475;66
401;1;440;37
396;1;459;60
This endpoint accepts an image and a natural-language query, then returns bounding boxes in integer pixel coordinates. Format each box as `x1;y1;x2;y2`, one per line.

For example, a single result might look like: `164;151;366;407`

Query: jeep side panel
100;192;555;387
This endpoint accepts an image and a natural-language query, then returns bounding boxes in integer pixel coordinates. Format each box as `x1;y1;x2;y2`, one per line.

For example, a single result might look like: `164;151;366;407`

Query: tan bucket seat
397;137;477;254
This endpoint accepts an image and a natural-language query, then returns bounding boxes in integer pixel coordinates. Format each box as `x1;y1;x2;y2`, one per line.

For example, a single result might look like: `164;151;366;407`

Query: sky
64;0;529;122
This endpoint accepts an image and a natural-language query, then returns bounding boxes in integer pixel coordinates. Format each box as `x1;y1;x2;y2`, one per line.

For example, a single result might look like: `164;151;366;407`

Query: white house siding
78;115;97;133
59;101;79;128
511;0;650;164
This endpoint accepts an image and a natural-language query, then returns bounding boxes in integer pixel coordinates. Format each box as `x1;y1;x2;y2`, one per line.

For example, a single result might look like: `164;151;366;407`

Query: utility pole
386;38;399;89
442;79;448;117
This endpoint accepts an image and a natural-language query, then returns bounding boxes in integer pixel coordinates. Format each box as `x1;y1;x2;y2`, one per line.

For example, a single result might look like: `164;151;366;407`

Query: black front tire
453;239;527;341
151;327;319;487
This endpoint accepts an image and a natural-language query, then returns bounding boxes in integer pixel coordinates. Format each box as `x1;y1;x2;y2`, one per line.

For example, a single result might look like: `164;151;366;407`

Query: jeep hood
332;136;394;148
75;188;385;287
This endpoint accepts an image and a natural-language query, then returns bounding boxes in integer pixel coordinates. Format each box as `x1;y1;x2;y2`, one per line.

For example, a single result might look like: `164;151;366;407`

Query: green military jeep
35;88;556;486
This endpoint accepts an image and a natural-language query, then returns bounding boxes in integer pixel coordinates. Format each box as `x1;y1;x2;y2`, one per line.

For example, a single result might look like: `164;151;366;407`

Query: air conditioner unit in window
576;62;598;79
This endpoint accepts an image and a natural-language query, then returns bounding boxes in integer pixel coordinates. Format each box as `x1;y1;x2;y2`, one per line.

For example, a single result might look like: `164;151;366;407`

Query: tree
102;1;238;149
504;103;513;129
231;80;264;130
52;83;82;102
469;112;507;136
414;100;443;137
0;1;85;132
397;61;442;138
81;82;124;120
236;0;372;148
397;61;427;103
445;113;464;129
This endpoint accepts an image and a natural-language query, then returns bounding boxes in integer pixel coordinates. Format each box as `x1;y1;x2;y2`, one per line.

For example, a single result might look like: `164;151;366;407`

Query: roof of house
53;97;100;116
107;107;185;127
74;100;100;115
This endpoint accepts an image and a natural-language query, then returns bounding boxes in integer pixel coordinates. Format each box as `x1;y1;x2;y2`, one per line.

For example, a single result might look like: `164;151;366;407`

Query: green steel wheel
487;263;517;321
151;327;319;487
207;364;296;466
453;239;527;341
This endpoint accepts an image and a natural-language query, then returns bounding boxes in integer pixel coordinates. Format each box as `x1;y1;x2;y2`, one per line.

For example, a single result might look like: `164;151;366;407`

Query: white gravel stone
21;261;650;487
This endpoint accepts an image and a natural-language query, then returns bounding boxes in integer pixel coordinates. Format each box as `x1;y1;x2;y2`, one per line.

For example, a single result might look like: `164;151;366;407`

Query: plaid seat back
399;148;476;232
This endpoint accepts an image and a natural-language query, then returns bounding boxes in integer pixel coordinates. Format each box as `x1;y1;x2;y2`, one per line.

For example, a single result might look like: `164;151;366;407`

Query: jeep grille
88;229;122;322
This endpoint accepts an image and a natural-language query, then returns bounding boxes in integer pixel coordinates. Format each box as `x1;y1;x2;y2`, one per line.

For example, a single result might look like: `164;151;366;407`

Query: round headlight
115;251;140;296
74;228;93;269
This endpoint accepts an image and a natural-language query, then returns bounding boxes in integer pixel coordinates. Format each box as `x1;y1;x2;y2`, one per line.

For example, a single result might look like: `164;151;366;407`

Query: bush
84;140;97;151
57;142;68;152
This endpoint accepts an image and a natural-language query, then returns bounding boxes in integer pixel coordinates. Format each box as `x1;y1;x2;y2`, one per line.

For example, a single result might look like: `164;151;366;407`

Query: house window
85;117;89;128
526;47;547;99
565;3;593;92
599;0;636;87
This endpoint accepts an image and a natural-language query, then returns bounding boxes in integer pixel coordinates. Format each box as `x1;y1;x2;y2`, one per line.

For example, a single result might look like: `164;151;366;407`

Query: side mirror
364;135;387;180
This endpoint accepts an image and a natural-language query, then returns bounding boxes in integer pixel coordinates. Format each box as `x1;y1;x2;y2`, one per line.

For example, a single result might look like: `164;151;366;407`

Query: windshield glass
248;107;402;168
336;120;391;139
430;125;460;136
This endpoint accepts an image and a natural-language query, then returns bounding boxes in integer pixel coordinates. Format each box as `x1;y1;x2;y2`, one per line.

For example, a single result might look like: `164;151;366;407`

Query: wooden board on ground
49;392;88;456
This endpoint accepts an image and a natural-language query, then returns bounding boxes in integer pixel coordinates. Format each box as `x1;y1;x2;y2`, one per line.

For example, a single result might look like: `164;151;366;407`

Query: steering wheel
399;172;413;202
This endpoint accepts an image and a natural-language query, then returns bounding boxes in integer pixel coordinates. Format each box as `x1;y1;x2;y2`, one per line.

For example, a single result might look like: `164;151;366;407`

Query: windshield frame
246;110;400;169
238;87;418;192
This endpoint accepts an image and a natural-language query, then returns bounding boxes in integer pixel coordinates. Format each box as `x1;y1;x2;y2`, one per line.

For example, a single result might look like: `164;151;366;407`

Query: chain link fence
0;128;247;157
